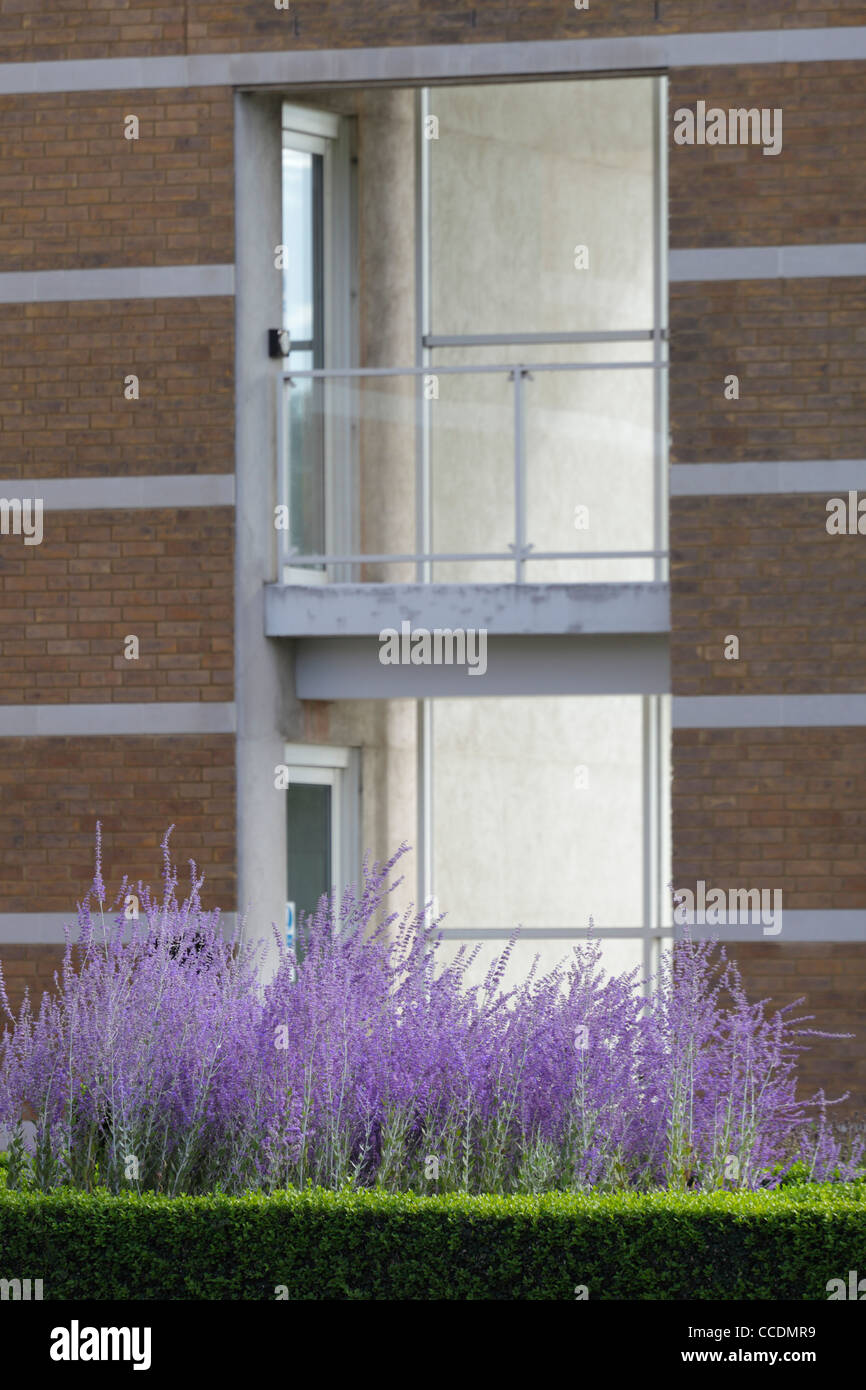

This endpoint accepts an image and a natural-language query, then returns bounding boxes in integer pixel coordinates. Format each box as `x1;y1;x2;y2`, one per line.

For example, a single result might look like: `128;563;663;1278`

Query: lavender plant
0;829;861;1196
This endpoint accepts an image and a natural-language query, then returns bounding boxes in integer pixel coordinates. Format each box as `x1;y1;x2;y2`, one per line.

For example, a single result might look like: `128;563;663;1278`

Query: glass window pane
523;348;657;584
287;350;325;559
425;343;658;585
428;362;515;583
356;374;417;582
286;782;332;940
282;142;326;565
281;148;319;342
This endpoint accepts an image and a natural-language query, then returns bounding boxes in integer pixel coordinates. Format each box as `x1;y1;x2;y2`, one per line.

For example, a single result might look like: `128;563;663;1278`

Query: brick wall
0;507;233;703
0;88;233;269
0;944;66;1022
673;727;866;908
670;277;866;463
670;494;866;694
673;730;866;1111
0;54;239;1030
670;64;866;248
1;0;864;63
0;298;234;479
667;41;866;1128
0;734;236;913
726;942;866;1114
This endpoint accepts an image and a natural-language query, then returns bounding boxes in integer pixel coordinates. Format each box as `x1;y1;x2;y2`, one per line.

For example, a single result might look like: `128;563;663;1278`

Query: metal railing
276;355;670;585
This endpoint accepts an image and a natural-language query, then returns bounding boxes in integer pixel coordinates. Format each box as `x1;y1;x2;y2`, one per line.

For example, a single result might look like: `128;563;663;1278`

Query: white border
8;476;235;510
0;264;234;304
0;703;236;736
671;461;866;496
673;695;866;729
0;911;238;944
670;244;866;282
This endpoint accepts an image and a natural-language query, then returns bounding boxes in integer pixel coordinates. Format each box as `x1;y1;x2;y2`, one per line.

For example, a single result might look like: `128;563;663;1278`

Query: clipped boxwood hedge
1;1184;866;1299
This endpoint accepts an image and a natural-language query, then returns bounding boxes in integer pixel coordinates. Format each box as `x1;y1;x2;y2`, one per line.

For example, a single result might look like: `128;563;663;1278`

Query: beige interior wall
428;78;654;336
431;695;646;985
427;78;656;585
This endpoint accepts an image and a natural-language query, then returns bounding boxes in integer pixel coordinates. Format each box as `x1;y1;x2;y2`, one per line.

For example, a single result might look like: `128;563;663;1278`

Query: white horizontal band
674;695;866;729
1;911;863;947
437;913;866;943
437;926;671;939
0;703;236;737
0;911;238;945
8;475;235;510
670;244;866;282
671;461;866;496
0;265;234;304
4;697;857;735
676;911;866;943
1;28;865;96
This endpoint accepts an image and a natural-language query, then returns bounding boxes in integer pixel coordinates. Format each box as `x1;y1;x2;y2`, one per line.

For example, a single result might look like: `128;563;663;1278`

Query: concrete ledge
411;912;866;943
437;926;672;939
0;265;235;304
0;912;238;944
10;475;235;510
295;634;670;698
265;582;671;638
670;244;866;283
0;703;236;737
2;909;858;945
671;460;866;497
676;911;866;944
673;695;866;729
2;29;866;96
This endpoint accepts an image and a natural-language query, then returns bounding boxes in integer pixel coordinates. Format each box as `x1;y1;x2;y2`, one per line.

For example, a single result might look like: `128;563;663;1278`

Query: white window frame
281;103;356;586
284;744;361;924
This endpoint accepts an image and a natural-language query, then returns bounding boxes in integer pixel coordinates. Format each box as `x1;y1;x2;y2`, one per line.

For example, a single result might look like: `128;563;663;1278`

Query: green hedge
1;1185;866;1299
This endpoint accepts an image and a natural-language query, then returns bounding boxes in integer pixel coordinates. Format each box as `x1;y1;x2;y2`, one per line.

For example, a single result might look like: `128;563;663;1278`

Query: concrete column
234;92;300;979
354;89;419;924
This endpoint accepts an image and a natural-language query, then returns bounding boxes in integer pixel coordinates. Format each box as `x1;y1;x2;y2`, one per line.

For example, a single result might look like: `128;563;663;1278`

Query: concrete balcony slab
264;581;670;638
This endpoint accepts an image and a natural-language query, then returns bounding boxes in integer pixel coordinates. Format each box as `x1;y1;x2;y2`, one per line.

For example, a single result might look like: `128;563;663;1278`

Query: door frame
284;743;361;934
281;102;357;585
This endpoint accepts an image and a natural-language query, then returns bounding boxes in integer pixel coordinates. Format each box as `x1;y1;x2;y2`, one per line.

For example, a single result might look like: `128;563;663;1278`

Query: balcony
273;348;667;577
266;351;669;697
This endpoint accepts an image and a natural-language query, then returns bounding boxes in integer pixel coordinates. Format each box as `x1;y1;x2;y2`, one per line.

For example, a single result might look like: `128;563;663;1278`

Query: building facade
1;2;865;1111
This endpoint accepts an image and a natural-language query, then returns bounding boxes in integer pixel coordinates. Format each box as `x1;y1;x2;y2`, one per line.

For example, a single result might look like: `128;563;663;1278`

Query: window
284;745;360;957
279;104;354;585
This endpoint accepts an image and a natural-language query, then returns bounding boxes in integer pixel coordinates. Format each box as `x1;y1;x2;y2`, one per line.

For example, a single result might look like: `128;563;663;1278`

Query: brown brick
725;942;866;1114
671;64;866;249
670;278;866;465
0;297;234;479
0;507;233;703
673;727;866;908
671;492;866;694
0;90;233;269
0;734;236;913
